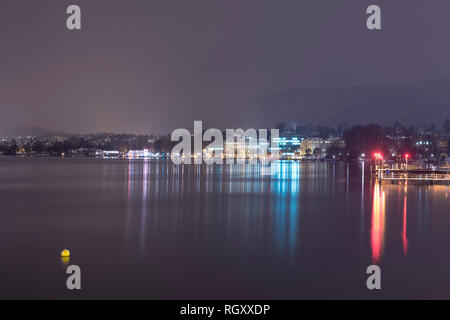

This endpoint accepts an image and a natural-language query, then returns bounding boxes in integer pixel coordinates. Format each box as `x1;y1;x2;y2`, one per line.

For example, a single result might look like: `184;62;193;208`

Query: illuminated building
126;149;161;159
273;134;303;159
437;137;448;156
95;150;122;158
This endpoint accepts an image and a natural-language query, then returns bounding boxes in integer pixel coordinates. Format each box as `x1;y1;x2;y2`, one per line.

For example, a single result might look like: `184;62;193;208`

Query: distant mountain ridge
251;79;450;128
0;127;72;137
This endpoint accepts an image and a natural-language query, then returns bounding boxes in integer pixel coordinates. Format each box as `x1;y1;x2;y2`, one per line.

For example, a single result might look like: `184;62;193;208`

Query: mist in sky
1;0;450;134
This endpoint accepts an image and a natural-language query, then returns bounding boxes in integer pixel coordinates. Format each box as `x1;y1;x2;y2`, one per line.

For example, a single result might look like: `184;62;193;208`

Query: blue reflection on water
122;159;448;267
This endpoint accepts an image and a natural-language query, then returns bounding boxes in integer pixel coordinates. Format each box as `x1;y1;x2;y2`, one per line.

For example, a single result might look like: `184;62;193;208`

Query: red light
405;153;410;159
373;152;383;160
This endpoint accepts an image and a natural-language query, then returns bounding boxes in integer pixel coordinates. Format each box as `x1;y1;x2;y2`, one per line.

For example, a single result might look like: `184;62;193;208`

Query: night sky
1;1;450;134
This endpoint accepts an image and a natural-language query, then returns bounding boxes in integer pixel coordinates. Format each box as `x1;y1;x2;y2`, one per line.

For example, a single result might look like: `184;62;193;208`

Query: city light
373;152;383;160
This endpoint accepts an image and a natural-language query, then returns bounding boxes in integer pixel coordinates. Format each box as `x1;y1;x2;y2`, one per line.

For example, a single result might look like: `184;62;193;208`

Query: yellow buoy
61;249;70;257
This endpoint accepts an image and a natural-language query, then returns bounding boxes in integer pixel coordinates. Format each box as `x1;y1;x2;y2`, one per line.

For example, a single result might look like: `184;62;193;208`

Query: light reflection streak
402;184;408;256
371;183;386;263
360;162;365;249
125;159;133;244
139;159;149;259
272;161;299;261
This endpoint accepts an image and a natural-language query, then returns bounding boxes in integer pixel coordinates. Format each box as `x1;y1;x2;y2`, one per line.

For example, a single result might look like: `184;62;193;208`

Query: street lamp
373;152;384;178
405;153;410;168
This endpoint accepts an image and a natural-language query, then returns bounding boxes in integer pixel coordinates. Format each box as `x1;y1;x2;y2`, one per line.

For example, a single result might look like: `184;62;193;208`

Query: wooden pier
376;167;450;184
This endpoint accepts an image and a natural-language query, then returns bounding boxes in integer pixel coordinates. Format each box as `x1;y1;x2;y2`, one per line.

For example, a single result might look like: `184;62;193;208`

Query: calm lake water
0;157;449;299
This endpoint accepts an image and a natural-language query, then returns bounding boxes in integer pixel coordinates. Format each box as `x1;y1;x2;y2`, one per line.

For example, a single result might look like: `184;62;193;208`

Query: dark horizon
2;105;450;138
1;115;450;138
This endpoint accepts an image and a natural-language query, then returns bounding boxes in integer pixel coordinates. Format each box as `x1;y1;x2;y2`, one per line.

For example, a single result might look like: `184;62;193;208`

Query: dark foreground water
0;158;449;299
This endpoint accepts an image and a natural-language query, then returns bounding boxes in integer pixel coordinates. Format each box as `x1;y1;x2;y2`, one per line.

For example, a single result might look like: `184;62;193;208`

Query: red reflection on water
371;183;386;263
402;186;408;256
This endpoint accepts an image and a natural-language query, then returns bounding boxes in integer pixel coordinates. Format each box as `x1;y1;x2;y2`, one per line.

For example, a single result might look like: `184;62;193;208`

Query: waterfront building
299;138;327;158
273;134;303;159
437;137;448;157
415;139;433;158
125;149;161;159
299;137;345;159
95;150;122;158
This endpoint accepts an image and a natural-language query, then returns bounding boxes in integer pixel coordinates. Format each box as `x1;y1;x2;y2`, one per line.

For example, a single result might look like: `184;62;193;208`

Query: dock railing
378;168;450;182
